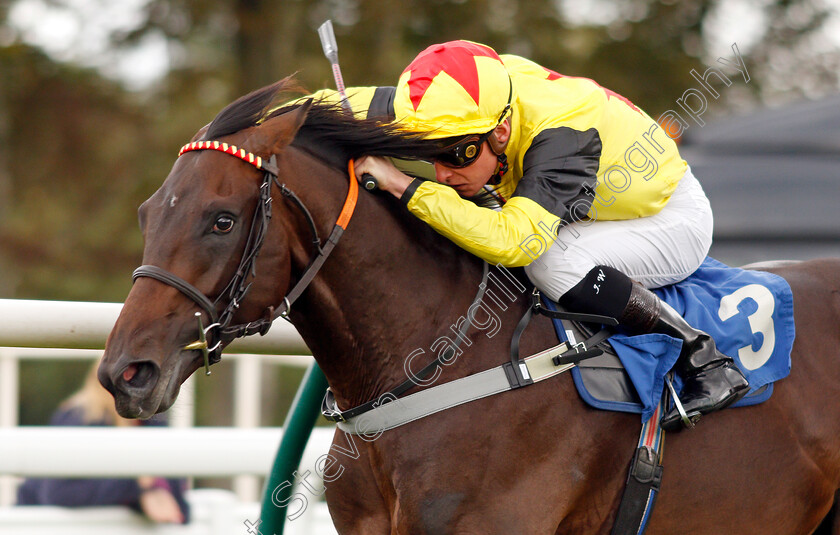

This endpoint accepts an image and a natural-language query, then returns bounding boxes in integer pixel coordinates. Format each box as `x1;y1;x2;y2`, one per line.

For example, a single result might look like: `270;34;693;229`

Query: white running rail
0;299;337;534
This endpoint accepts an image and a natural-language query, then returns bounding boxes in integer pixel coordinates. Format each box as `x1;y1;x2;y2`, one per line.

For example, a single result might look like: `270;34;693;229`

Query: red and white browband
179;141;267;171
147;139;359;374
177;139;359;232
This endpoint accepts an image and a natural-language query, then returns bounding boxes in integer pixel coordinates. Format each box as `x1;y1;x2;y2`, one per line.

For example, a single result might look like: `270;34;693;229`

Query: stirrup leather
664;374;700;429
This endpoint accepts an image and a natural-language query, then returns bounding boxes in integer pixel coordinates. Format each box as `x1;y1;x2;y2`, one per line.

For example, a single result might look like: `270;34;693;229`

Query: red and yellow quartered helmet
394;40;512;140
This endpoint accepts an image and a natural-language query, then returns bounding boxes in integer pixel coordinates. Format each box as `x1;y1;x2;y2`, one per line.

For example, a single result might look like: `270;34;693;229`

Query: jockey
353;40;749;431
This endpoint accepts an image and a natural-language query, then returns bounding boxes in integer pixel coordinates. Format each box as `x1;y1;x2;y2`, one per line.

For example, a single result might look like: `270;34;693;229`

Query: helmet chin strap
488;153;508;186
487;124;510;185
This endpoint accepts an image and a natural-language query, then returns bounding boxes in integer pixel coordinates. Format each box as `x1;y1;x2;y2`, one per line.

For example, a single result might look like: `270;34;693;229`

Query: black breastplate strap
507;288;618;386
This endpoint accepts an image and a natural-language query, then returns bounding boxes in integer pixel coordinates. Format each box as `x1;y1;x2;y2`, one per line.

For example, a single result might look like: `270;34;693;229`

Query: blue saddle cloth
550;257;795;422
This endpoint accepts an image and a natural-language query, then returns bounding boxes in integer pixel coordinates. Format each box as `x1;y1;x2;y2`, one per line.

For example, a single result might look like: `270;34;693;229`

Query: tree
0;43;154;300
2;0;836;429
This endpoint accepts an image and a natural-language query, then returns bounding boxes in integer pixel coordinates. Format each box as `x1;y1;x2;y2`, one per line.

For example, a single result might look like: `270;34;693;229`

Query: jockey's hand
354;156;413;198
139;487;185;524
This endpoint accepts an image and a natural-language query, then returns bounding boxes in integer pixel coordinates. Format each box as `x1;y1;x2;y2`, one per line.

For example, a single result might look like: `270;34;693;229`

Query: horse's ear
190;124;211;142
259;99;312;153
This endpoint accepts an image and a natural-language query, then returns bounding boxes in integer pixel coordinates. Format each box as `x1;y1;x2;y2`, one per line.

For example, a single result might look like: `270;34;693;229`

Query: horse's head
99;82;314;418
100;78;449;418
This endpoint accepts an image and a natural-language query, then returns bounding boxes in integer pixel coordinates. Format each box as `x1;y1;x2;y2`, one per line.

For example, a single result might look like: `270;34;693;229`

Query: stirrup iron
664;375;700;429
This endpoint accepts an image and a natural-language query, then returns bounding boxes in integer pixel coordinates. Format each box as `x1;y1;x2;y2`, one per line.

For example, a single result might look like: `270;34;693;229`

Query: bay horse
99;78;840;534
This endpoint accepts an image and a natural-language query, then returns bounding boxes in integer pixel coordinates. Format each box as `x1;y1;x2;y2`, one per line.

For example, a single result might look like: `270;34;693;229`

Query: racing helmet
394;40;512;140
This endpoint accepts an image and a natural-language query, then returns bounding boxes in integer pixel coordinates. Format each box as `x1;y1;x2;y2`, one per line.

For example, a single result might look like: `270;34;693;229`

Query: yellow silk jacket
305;56;687;267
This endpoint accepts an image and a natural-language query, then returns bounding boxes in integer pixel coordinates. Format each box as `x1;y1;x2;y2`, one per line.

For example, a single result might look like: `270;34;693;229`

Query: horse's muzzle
98;358;162;419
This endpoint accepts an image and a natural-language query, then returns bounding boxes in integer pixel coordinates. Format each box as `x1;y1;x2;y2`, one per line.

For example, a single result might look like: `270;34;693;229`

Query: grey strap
336;341;575;435
337;366;511;435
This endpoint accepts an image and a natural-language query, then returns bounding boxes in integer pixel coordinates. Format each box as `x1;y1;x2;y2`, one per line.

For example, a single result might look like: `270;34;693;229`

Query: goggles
436;129;496;168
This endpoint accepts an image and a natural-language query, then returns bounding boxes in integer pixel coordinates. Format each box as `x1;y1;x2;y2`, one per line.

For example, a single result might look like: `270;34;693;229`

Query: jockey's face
433;121;510;198
433;140;499;197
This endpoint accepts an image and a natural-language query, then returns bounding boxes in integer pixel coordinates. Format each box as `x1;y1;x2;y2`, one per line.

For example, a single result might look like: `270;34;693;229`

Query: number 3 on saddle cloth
545;257;796;422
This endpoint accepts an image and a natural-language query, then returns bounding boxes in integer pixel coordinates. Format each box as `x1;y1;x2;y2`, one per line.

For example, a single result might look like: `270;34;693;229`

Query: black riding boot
559;266;750;432
619;283;750;431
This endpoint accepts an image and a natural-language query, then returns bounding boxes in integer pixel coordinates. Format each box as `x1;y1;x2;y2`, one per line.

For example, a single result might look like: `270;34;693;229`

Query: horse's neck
283;155;486;410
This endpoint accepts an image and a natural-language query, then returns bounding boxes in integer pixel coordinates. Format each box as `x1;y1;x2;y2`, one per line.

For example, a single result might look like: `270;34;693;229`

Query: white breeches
524;167;714;301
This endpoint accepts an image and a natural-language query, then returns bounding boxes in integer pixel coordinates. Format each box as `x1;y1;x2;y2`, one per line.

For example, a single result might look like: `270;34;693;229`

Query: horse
99;77;840;534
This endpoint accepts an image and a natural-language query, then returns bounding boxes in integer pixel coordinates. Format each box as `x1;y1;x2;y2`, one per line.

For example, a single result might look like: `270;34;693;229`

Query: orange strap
339;160;361;229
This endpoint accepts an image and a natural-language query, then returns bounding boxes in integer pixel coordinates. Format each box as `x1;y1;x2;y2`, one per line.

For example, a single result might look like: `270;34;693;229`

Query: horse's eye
212;215;235;234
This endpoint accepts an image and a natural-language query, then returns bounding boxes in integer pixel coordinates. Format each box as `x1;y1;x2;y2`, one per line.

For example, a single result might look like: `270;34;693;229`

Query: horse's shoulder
740;259;802;271
745;259;840;313
744;257;840;279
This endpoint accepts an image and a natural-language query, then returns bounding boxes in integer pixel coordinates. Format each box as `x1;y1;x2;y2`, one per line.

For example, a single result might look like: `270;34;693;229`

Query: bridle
132;140;359;374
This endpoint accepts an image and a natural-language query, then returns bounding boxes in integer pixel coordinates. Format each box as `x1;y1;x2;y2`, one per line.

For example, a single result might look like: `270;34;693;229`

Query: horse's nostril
119;361;158;391
123;364;138;383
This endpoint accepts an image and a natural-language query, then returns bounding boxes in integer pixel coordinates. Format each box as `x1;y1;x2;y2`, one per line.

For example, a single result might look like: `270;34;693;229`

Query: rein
133;140;359;373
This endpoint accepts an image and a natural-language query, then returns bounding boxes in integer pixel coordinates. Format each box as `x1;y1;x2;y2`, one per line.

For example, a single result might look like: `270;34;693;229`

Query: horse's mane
203;77;481;272
203;76;444;166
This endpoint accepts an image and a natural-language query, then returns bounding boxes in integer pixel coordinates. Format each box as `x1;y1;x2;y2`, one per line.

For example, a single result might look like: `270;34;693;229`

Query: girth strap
611;398;667;535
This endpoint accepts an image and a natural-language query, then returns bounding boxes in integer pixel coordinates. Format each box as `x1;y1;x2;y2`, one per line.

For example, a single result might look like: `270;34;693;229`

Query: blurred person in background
15;362;190;524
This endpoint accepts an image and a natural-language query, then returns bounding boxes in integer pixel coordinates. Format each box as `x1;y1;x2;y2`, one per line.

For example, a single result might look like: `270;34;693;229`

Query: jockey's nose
434;161;454;184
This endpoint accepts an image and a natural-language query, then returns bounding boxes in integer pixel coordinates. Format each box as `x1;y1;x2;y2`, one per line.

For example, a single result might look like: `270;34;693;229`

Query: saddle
534;300;775;535
555;310;774;415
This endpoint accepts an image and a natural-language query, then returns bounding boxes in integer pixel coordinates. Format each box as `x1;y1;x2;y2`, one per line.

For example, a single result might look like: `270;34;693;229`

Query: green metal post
259;362;329;534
